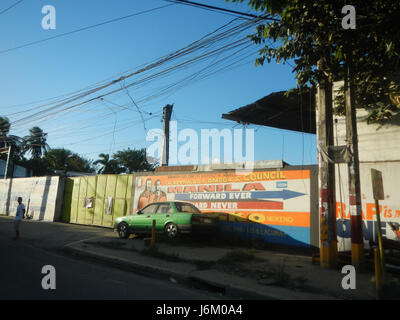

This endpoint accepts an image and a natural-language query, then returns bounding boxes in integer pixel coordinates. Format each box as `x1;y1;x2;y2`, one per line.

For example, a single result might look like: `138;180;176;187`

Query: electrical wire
163;0;280;22
0;0;24;16
4;16;268;158
9;18;260;130
0;3;174;55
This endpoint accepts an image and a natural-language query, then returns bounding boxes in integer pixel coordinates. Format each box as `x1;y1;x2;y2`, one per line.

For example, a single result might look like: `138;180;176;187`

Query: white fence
0;176;64;221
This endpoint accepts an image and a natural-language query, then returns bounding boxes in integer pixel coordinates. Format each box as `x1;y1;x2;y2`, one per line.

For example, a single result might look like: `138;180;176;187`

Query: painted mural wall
0;176;63;221
133;168;315;247
333;107;400;251
335;162;400;251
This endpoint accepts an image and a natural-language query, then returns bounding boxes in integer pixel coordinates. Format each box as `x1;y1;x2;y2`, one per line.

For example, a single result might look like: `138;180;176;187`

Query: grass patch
218;249;257;264
140;245;218;271
262;263;317;292
269;263;290;285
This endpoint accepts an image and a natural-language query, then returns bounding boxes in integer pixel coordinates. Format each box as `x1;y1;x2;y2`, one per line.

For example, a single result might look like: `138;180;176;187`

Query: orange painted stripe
260;211;310;227
208;211;310;227
136;170;310;186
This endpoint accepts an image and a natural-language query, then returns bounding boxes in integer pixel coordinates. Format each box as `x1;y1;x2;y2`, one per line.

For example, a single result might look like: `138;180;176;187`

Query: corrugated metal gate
61;174;133;227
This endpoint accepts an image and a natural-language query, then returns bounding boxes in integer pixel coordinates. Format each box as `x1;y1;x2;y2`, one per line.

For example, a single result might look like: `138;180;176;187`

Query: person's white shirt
14;204;25;221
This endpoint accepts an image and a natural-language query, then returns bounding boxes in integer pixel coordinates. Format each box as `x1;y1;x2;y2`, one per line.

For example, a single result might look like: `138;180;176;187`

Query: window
175;202;201;214
140;204;158;214
156;203;173;214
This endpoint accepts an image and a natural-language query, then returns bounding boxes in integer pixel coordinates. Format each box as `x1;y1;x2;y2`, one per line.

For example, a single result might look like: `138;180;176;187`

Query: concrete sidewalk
62;234;379;300
0;216;384;299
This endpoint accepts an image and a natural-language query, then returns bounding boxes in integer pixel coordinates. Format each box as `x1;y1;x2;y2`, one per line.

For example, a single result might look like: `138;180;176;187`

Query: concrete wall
333;108;400;250
334;109;400;162
0;176;63;221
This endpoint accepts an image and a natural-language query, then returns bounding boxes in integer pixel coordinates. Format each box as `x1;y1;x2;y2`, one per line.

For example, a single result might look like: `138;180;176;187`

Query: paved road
0;217;224;300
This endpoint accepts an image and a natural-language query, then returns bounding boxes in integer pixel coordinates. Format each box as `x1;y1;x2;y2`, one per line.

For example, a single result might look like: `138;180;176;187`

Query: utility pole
161;104;173;166
345;61;364;268
316;59;338;268
2;146;12;179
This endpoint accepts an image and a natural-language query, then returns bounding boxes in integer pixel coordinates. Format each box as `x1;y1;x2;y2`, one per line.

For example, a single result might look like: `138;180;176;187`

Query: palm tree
112;148;156;173
0;116;24;160
23;126;50;160
43;148;95;173
93;153;123;174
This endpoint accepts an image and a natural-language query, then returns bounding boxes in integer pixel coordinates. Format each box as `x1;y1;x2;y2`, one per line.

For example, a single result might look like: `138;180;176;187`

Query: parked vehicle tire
117;222;130;239
164;222;179;239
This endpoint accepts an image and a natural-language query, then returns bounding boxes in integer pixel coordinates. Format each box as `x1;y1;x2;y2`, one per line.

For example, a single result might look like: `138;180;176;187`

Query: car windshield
175;202;201;214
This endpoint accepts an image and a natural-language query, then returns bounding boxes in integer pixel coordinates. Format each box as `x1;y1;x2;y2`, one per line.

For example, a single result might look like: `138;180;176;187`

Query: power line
7;17;261;154
0;3;174;55
163;0;279;22
0;0;24;16
10;18;257;128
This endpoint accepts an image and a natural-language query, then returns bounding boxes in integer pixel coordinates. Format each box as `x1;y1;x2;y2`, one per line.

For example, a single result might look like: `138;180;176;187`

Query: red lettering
336;202;346;219
183;186;197;193
198;185;216;192
167;186;183;193
224;184;240;192
242;183;265;191
366;203;380;220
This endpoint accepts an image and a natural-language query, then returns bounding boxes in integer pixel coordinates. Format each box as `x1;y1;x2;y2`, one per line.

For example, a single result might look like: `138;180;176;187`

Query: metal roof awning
222;89;316;134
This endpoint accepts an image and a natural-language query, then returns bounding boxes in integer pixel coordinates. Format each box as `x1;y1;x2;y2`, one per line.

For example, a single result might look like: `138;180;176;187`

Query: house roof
222;89;316;134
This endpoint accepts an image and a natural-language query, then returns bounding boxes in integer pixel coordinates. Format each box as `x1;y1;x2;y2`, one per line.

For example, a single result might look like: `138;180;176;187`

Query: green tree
112;148;155;173
93;153;123;174
0;116;10;149
43;148;95;174
18;157;50;176
228;0;400;122
23;126;50;160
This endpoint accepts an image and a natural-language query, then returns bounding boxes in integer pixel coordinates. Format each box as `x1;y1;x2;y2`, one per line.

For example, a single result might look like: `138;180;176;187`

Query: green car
114;201;219;239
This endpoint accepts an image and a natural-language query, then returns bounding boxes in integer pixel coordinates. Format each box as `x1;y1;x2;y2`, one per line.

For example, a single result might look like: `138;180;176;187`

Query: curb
62;244;190;284
62;244;235;297
62;243;338;300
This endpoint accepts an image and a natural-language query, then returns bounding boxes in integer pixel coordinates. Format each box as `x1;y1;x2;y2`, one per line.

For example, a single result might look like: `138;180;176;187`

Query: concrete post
161;104;173;166
344;65;364;268
316;70;338;268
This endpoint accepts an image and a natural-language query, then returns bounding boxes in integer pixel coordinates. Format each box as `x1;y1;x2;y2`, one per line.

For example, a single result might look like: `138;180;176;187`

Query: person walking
13;197;25;240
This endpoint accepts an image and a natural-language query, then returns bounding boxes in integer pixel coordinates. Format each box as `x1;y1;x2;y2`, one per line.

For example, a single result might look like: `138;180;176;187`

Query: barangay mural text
164;171;292;186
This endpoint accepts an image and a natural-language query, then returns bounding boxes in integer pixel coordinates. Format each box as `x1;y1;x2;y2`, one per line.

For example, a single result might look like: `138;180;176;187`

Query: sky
0;0;317;167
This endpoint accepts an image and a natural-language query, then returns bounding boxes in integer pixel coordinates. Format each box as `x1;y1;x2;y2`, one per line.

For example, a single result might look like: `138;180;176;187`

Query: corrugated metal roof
222;89;316;134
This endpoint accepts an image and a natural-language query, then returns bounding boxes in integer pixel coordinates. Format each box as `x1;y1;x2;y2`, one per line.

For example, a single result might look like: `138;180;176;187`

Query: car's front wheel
117;222;130;239
164;222;179;239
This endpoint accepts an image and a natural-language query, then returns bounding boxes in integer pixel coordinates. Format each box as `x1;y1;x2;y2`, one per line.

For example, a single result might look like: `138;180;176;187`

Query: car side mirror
136;210;142;215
